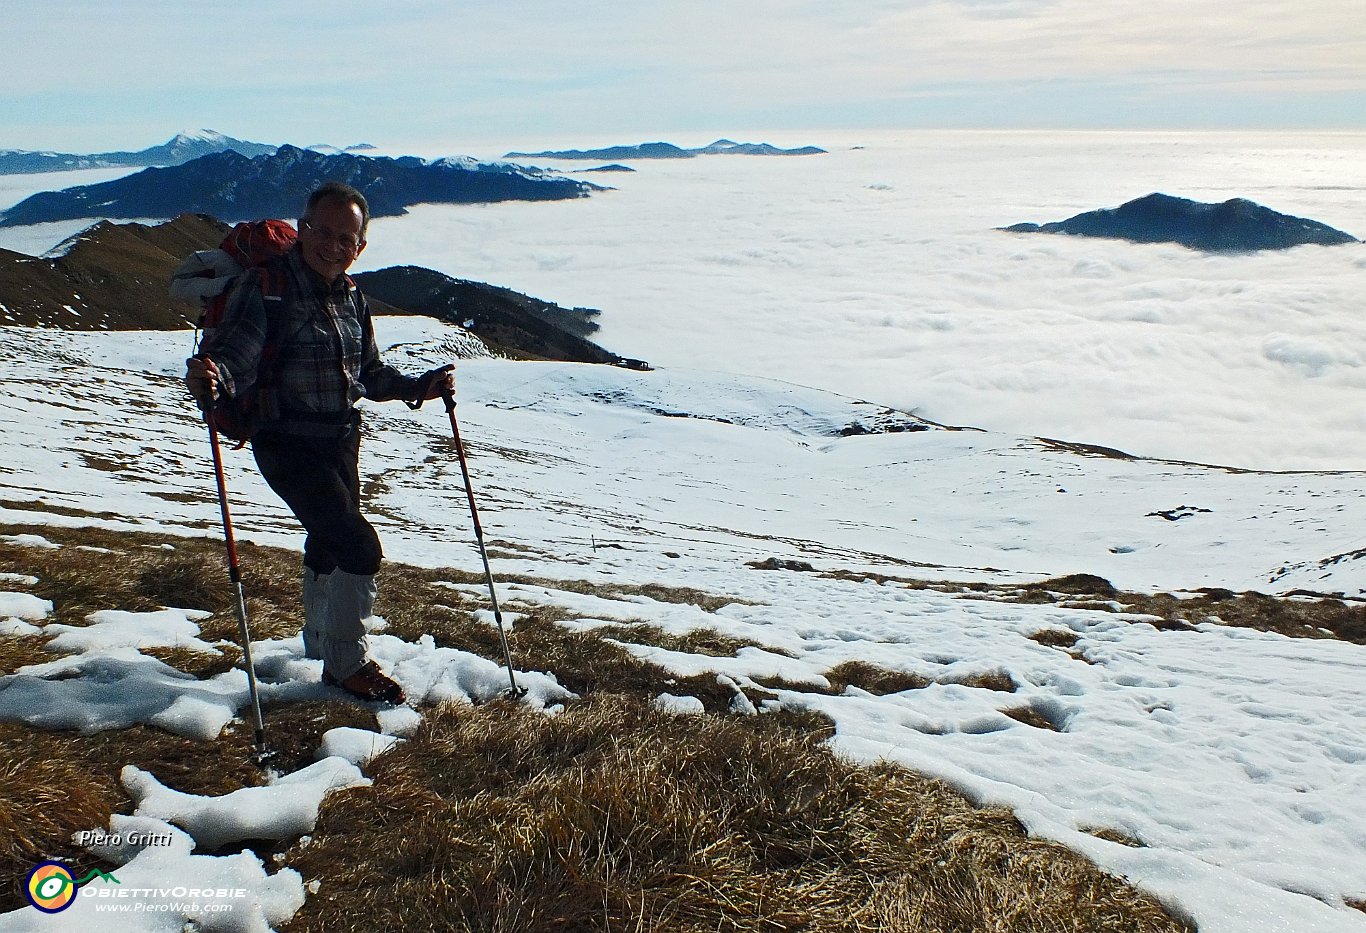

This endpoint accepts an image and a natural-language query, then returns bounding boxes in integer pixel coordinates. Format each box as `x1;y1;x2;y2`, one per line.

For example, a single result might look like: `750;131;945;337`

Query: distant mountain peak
305;141;377;155
172;129;230;143
0;130;277;174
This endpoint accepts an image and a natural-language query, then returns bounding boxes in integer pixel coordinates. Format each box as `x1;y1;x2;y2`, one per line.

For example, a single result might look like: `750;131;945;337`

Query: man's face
300;197;366;282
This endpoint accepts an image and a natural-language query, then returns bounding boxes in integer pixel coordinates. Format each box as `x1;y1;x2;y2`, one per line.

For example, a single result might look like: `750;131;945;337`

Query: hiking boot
322;660;406;705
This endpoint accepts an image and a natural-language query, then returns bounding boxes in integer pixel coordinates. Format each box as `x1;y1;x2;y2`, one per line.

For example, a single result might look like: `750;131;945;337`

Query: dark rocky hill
0;131;277;175
0;146;602;228
505;139;825;160
1002;193;1358;251
0;215;638;367
353;265;646;367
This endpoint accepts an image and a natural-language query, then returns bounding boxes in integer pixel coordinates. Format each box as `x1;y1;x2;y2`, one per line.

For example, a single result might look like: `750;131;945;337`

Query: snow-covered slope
0;321;1358;596
1;319;1364;932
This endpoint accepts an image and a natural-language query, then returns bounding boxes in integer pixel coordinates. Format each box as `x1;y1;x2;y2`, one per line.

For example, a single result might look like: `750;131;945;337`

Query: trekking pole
204;408;268;758
442;391;525;699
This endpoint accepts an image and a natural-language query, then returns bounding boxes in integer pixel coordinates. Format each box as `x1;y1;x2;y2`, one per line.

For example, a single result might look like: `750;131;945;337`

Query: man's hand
420;364;456;401
185;356;222;409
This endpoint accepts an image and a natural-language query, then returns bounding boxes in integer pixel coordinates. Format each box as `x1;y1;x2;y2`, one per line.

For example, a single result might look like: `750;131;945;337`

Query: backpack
170;220;297;442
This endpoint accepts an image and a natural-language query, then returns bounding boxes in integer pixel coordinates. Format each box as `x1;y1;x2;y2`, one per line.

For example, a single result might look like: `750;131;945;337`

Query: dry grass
140;644;242;680
1002;705;1063;732
497;575;747;614
1029;628;1082;650
0;523;301;645
283;695;1190;933
606;581;744;613
0;718;265;911
254;700;380;779
0;523;1195;930
0;697;381;911
1023;574;1120;599
368;562;503;657
822;567;1366;647
0;635;51;675
944;669;1019;693
1125;589;1366;643
367;565;788;716
607;623;793;659
0;723;117;907
825;659;931;695
134;551;228;611
0;521;771;717
1082;826;1147;848
999;574;1366;644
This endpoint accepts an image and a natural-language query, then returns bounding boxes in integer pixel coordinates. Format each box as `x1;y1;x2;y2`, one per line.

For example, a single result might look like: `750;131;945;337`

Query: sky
1;323;1364;930
2;0;1364;153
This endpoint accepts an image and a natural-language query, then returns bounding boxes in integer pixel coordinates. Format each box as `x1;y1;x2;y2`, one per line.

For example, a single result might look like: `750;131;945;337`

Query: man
186;182;452;704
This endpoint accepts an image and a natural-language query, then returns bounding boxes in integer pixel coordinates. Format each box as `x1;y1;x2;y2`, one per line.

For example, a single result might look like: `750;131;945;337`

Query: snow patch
653;692;706;715
1;814;305;932
123;757;369;850
317;726;404;765
43;607;217;654
0;533;59;549
0;591;52;621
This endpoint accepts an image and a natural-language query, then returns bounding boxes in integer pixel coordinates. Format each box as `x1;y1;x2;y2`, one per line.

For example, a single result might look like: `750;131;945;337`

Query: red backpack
174;220;297;442
204;219;297;325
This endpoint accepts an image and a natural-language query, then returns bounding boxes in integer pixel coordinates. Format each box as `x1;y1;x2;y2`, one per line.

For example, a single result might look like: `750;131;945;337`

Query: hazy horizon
1;128;1362;473
358;128;1366;473
3;0;1363;152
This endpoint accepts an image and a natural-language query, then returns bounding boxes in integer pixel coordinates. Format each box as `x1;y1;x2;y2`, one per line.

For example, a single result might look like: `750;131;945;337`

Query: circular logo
25;861;78;913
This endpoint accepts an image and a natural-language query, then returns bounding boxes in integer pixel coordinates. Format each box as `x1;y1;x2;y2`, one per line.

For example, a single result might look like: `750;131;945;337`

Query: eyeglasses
300;219;364;254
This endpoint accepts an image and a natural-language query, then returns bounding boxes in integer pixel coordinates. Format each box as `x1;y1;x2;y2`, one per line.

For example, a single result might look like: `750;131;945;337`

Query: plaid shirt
201;246;419;437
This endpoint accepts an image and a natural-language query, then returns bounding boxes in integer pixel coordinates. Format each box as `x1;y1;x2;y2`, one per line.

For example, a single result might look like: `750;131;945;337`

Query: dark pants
251;426;383;577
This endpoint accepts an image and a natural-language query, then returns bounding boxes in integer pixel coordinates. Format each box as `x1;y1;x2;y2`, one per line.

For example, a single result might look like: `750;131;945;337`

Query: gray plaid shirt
201;246;419;437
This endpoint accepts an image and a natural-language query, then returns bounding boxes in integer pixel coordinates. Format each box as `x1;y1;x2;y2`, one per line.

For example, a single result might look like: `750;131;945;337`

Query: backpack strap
260;266;290;304
255;265;290;383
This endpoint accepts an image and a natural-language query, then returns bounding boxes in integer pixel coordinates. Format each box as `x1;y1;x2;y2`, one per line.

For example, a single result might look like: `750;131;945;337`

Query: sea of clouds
1;130;1362;471
359;129;1366;472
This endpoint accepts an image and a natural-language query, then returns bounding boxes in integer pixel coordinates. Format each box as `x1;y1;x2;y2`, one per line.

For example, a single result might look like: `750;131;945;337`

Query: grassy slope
8;518;1310;931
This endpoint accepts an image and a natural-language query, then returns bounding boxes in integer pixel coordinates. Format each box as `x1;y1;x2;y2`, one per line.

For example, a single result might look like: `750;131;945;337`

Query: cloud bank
358;129;1366;471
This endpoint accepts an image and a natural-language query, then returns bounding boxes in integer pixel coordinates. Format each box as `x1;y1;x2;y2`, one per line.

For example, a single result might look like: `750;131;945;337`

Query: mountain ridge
0;145;602;228
0;214;629;366
505;138;827;160
0;130;278;174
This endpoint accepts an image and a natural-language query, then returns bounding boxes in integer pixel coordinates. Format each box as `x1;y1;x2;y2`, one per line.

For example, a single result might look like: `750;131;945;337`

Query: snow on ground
0;604;569;740
0;591;51;621
2;815;306;933
0;321;1363;931
316;726;404;765
122;758;370;851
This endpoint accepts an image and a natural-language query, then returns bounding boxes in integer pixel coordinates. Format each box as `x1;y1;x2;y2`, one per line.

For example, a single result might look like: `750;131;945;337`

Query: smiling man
186;182;453;705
